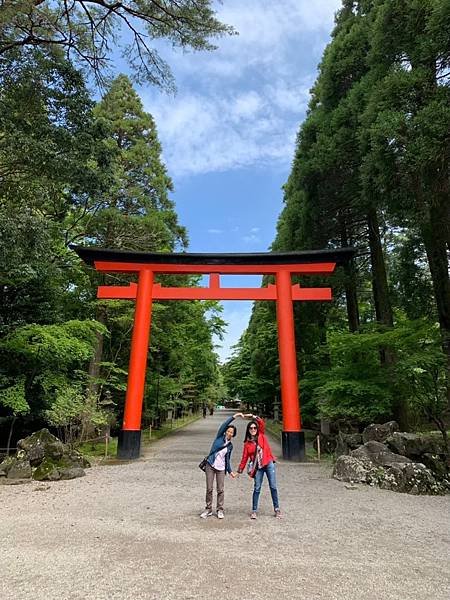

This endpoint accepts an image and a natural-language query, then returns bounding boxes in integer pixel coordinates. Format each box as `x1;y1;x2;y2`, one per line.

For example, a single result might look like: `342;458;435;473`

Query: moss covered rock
2;429;90;483
18;429;64;464
7;459;32;479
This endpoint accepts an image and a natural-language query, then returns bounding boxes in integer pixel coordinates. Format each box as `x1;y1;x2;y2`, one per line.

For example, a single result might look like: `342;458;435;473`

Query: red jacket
238;417;276;473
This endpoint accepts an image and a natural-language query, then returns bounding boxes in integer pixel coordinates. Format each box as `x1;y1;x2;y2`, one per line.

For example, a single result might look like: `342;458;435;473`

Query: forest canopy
223;0;450;447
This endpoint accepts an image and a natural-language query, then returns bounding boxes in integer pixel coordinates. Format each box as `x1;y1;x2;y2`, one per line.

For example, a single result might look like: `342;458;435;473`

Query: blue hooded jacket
206;416;235;474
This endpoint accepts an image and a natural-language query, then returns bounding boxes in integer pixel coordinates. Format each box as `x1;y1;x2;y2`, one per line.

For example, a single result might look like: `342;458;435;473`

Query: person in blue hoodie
200;412;244;519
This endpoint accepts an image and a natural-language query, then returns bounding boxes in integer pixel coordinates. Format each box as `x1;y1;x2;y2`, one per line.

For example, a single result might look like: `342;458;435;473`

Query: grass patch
78;413;201;461
78;436;118;458
265;419;334;464
265;419;282;440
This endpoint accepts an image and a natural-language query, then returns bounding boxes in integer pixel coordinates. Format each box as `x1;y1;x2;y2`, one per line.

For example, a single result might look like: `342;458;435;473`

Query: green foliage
44;384;109;444
0;376;29;416
0;46;225;447
0;320;106;371
224;0;450;431
0;1;235;90
89;75;187;251
0;320;106;425
312;319;447;427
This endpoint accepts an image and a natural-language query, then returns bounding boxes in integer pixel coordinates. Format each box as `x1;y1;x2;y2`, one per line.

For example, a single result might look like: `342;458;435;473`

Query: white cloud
145;89;304;175
140;1;339;176
207;228;223;234
250;227;260;233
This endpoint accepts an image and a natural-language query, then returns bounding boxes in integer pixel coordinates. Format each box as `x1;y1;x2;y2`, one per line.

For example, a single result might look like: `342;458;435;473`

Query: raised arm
215;416;234;439
215;413;244;438
244;413;265;434
255;416;265;434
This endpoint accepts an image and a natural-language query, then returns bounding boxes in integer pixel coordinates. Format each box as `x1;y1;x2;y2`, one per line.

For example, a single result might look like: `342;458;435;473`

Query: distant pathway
1;411;449;600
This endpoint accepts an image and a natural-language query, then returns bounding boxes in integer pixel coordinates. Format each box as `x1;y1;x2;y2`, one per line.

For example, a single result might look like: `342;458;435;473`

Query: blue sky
134;0;341;361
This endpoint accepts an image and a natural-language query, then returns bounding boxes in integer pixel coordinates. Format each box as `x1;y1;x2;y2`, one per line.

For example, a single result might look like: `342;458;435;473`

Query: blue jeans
252;461;279;512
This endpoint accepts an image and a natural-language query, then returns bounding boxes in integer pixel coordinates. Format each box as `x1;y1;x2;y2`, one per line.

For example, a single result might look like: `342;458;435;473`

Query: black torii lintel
71;245;356;267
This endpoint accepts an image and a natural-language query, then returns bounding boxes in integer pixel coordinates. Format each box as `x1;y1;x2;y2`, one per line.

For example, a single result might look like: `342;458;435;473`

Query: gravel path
1;410;449;600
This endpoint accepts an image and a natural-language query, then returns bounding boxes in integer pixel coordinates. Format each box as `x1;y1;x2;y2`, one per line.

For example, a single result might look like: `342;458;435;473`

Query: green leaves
0;377;29;416
0;1;235;90
0;320;106;371
312;319;446;426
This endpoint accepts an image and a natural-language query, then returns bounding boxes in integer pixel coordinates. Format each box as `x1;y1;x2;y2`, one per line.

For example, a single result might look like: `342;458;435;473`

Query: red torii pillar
73;247;355;461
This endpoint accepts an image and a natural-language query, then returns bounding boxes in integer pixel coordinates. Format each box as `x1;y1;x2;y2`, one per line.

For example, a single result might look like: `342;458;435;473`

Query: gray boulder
420;453;450;479
368;462;446;495
18;428;64;463
362;421;399;444
0;455;16;477
333;455;371;483
335;432;363;457
0;429;90;483
351;441;412;467
5;458;32;479
386;432;445;459
32;457;86;481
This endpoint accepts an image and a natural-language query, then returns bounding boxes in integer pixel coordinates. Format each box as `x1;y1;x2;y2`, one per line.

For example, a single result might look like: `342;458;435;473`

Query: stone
378;463;444;495
66;451;91;469
333;455;371;483
362;421;399;444
335;432;363;457
32;456;87;481
0;429;90;483
59;467;85;480
351;441;411;467
0;478;32;486
17;428;64;462
386;432;445;459
363;461;448;495
7;459;32;479
0;455;16;477
420;453;450;479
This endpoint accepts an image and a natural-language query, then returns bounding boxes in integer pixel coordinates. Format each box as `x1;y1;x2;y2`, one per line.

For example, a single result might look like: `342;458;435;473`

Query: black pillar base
117;430;142;460
282;431;306;461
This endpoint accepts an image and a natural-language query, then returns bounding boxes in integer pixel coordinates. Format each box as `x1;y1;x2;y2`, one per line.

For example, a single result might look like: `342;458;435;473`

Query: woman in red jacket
237;414;282;519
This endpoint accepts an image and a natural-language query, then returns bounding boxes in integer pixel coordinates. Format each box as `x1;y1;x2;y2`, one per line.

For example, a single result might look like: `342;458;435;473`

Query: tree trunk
367;207;393;328
420;199;450;410
340;220;360;332
87;304;107;399
366;207;409;428
6;416;16;456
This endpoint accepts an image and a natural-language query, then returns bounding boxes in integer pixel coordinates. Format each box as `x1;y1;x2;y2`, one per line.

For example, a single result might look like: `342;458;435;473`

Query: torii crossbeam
74;246;355;461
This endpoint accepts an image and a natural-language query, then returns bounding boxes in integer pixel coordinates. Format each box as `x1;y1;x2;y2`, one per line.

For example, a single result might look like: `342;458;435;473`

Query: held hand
244;413;254;419
230;472;237;479
233;412;244;419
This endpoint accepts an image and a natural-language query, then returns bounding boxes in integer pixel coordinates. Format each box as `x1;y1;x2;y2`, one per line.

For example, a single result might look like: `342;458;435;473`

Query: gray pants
205;463;225;511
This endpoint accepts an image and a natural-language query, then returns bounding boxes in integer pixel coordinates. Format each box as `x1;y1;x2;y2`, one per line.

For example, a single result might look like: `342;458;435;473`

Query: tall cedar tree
82;74;187;398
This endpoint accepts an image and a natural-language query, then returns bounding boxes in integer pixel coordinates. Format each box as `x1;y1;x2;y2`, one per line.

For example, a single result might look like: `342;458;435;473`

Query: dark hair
226;424;237;438
244;420;259;442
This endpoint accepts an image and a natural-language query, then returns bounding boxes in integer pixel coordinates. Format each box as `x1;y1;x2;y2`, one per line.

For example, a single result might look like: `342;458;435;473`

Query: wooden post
317;434;321;462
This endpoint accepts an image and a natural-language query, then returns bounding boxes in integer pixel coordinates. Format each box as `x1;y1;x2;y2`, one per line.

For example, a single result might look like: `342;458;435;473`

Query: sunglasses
249;426;257;430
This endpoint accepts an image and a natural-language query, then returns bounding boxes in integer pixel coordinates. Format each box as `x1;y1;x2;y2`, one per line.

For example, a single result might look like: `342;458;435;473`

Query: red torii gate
74;247;355;461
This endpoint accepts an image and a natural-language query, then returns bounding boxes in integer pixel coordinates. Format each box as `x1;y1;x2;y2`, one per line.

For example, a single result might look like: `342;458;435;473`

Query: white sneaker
200;510;213;519
217;510;224;519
